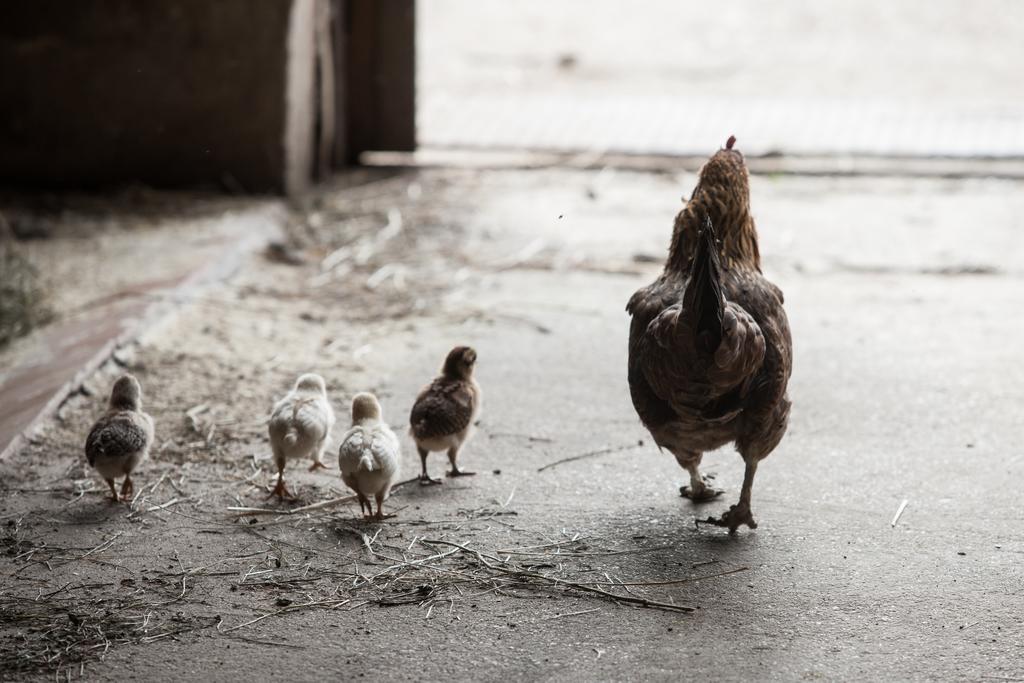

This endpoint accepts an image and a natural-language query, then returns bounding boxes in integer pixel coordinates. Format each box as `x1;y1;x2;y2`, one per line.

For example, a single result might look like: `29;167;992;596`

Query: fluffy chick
267;373;335;499
409;346;481;484
338;393;401;520
85;374;155;503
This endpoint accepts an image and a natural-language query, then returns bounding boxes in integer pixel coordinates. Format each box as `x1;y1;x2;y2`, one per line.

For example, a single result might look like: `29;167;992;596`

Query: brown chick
626;136;792;533
85;374;155;503
409;346;481;485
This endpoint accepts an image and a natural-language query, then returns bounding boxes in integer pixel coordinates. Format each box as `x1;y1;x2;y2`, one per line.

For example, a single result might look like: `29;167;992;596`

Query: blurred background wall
0;0;415;195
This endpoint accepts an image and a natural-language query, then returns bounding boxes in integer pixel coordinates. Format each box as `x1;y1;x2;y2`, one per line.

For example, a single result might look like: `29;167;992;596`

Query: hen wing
634;282;766;422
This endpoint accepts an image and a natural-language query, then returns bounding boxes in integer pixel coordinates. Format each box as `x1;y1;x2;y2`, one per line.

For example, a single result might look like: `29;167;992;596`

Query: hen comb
726;135;736;150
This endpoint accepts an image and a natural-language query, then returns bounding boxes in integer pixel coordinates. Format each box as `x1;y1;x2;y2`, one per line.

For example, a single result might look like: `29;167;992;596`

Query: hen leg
418;447;442;485
675;451;723;502
446;446;475;477
703;459;758;533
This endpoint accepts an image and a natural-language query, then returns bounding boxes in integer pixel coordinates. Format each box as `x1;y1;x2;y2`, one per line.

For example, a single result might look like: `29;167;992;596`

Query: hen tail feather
683;215;725;352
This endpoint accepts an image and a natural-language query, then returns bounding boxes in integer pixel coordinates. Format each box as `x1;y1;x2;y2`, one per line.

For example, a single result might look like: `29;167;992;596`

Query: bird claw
699;503;757;534
446;469;476;478
266;479;296;500
679;483;725;503
419;474;443;486
308;461;328;472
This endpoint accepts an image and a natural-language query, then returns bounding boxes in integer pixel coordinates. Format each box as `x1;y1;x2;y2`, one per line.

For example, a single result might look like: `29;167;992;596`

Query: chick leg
309;437;329;471
105;478;119;503
703;459;758;533
267;467;295;500
446;447;476;478
120;476;134;502
356;492;371;518
418;447;442;485
675;451;723;502
373;492;397;520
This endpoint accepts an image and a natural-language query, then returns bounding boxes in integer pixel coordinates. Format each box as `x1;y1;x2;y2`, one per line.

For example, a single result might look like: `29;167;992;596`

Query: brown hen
626;137;792;533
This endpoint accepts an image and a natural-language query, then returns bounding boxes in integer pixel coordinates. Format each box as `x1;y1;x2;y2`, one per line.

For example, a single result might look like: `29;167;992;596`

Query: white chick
267;373;335;499
338;393;401;520
85;374;155;503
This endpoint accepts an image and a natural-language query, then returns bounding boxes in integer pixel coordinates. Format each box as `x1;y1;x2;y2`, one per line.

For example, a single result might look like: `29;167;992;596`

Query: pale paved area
419;1;1024;156
2;168;1022;681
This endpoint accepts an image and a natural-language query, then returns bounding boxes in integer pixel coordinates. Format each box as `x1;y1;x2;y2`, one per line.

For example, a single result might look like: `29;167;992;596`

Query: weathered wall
340;0;416;163
0;1;307;193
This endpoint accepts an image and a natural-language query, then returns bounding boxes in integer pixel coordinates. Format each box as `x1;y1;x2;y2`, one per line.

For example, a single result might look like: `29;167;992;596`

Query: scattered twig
221;598;352;633
542;608;602;620
891;499;909;528
488;432;554;443
538;443;644;472
79;532;124;559
501;486;517;509
421;539;696;613
227;477;421;517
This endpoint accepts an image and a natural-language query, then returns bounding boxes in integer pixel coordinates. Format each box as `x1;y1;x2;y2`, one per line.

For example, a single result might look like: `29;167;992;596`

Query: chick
409;346;481;484
267;373;335;499
338;393;401;520
85;374;155;503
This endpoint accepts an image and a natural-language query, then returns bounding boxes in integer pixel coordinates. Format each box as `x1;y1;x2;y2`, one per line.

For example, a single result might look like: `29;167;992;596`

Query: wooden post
338;0;416;165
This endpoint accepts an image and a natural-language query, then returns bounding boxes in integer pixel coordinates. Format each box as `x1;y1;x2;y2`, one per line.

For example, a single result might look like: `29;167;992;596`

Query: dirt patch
0;168;750;679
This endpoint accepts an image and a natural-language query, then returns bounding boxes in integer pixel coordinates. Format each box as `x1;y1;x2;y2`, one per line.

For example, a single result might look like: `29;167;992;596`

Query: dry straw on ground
0;214;52;348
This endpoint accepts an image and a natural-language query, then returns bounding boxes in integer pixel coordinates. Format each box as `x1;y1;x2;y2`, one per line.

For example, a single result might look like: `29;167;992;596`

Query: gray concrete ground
2;167;1022;681
421;0;1024;103
419;1;1024;156
3;3;1023;681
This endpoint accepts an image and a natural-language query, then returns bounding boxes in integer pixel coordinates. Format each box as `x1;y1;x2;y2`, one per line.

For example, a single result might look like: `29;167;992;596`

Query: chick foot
446;468;476;478
701;503;757;534
266;477;296;500
419;473;443;486
308;460;328;472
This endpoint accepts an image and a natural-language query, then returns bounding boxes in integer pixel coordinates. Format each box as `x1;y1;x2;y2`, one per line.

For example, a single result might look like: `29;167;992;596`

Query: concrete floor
3;3;1023;680
1;167;1022;681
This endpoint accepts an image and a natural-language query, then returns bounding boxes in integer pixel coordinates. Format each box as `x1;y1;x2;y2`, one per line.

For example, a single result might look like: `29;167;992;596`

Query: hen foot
700;503;757;534
419;474;443;486
679;479;724;503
